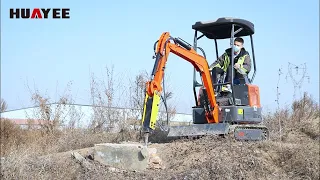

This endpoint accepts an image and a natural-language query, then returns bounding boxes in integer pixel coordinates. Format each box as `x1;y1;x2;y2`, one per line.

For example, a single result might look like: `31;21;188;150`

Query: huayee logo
10;8;70;19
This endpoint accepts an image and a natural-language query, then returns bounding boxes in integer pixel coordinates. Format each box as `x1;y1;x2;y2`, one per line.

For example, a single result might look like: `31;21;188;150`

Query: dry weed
264;92;319;142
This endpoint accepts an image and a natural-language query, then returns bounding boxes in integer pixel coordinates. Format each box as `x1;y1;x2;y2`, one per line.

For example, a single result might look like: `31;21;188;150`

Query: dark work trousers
225;65;245;83
211;65;243;84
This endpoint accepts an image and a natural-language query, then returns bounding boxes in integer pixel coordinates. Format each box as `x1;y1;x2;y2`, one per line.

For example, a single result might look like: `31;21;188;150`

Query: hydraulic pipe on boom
141;32;220;145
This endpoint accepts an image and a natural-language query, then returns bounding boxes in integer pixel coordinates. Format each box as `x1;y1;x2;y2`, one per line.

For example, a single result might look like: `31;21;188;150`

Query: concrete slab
93;143;162;171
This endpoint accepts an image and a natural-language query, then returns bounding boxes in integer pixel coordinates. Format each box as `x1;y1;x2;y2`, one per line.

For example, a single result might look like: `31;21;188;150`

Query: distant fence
0;103;193;129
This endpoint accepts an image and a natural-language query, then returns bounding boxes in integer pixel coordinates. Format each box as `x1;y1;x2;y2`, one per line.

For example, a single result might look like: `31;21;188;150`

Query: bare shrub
85;64;143;144
127;70;177;143
128;70;149;117
292;92;319;121
263;92;319;142
66;105;85;129
0;118;24;156
23;81;74;136
290;92;320;139
0;129;98;179
0;99;8;112
263;108;291;141
88;64;128;133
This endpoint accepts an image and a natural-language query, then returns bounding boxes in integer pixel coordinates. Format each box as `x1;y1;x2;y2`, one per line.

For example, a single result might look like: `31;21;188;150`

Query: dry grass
0;119;142;179
263;92;320;143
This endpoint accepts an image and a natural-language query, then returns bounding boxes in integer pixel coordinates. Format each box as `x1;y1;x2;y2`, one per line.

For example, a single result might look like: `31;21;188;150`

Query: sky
1;0;319;114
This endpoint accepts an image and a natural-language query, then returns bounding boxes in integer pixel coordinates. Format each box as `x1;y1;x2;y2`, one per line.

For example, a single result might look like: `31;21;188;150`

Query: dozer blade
166;123;269;141
167;123;230;138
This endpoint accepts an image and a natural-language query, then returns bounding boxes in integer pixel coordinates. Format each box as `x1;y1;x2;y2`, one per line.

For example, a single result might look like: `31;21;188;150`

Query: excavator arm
141;32;220;143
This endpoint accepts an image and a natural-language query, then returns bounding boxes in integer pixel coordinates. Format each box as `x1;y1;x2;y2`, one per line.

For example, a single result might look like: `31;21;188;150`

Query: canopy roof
192;17;255;39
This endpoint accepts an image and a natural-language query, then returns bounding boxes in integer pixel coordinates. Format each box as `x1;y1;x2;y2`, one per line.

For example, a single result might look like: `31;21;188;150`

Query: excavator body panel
192;105;263;124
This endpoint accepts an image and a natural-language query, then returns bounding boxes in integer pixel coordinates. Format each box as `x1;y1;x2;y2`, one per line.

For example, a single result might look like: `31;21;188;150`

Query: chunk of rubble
147;148;165;170
92;142;164;171
71;151;93;170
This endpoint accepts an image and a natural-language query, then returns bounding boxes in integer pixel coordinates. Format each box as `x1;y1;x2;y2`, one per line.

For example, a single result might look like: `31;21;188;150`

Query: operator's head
233;37;244;53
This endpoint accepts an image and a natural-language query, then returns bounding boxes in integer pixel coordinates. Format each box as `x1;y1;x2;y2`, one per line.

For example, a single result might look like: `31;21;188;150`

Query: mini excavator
141;17;269;145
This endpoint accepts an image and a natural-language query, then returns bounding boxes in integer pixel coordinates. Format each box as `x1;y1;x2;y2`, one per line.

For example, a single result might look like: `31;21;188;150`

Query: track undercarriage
165;123;269;141
158;85;269;142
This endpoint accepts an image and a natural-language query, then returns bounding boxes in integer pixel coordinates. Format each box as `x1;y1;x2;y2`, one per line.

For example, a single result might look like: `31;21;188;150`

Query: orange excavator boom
141;32;220;140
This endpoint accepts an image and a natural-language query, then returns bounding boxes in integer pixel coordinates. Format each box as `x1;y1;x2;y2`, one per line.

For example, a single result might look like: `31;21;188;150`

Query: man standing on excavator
209;37;251;91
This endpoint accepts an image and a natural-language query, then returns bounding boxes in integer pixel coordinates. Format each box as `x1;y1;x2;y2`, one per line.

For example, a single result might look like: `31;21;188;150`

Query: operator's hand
234;63;240;69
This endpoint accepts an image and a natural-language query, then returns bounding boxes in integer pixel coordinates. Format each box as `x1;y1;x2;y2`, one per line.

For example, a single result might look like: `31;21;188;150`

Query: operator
209;37;251;91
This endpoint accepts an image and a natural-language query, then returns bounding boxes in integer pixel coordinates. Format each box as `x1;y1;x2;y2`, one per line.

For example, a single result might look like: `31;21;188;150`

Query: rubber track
233;125;270;141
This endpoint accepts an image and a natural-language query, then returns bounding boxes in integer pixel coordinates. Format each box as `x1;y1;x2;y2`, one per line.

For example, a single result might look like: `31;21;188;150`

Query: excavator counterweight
141;17;269;145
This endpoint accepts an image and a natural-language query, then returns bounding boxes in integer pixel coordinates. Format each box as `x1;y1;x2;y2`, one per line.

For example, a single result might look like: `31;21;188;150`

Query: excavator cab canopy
191;17;257;106
192;17;254;39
